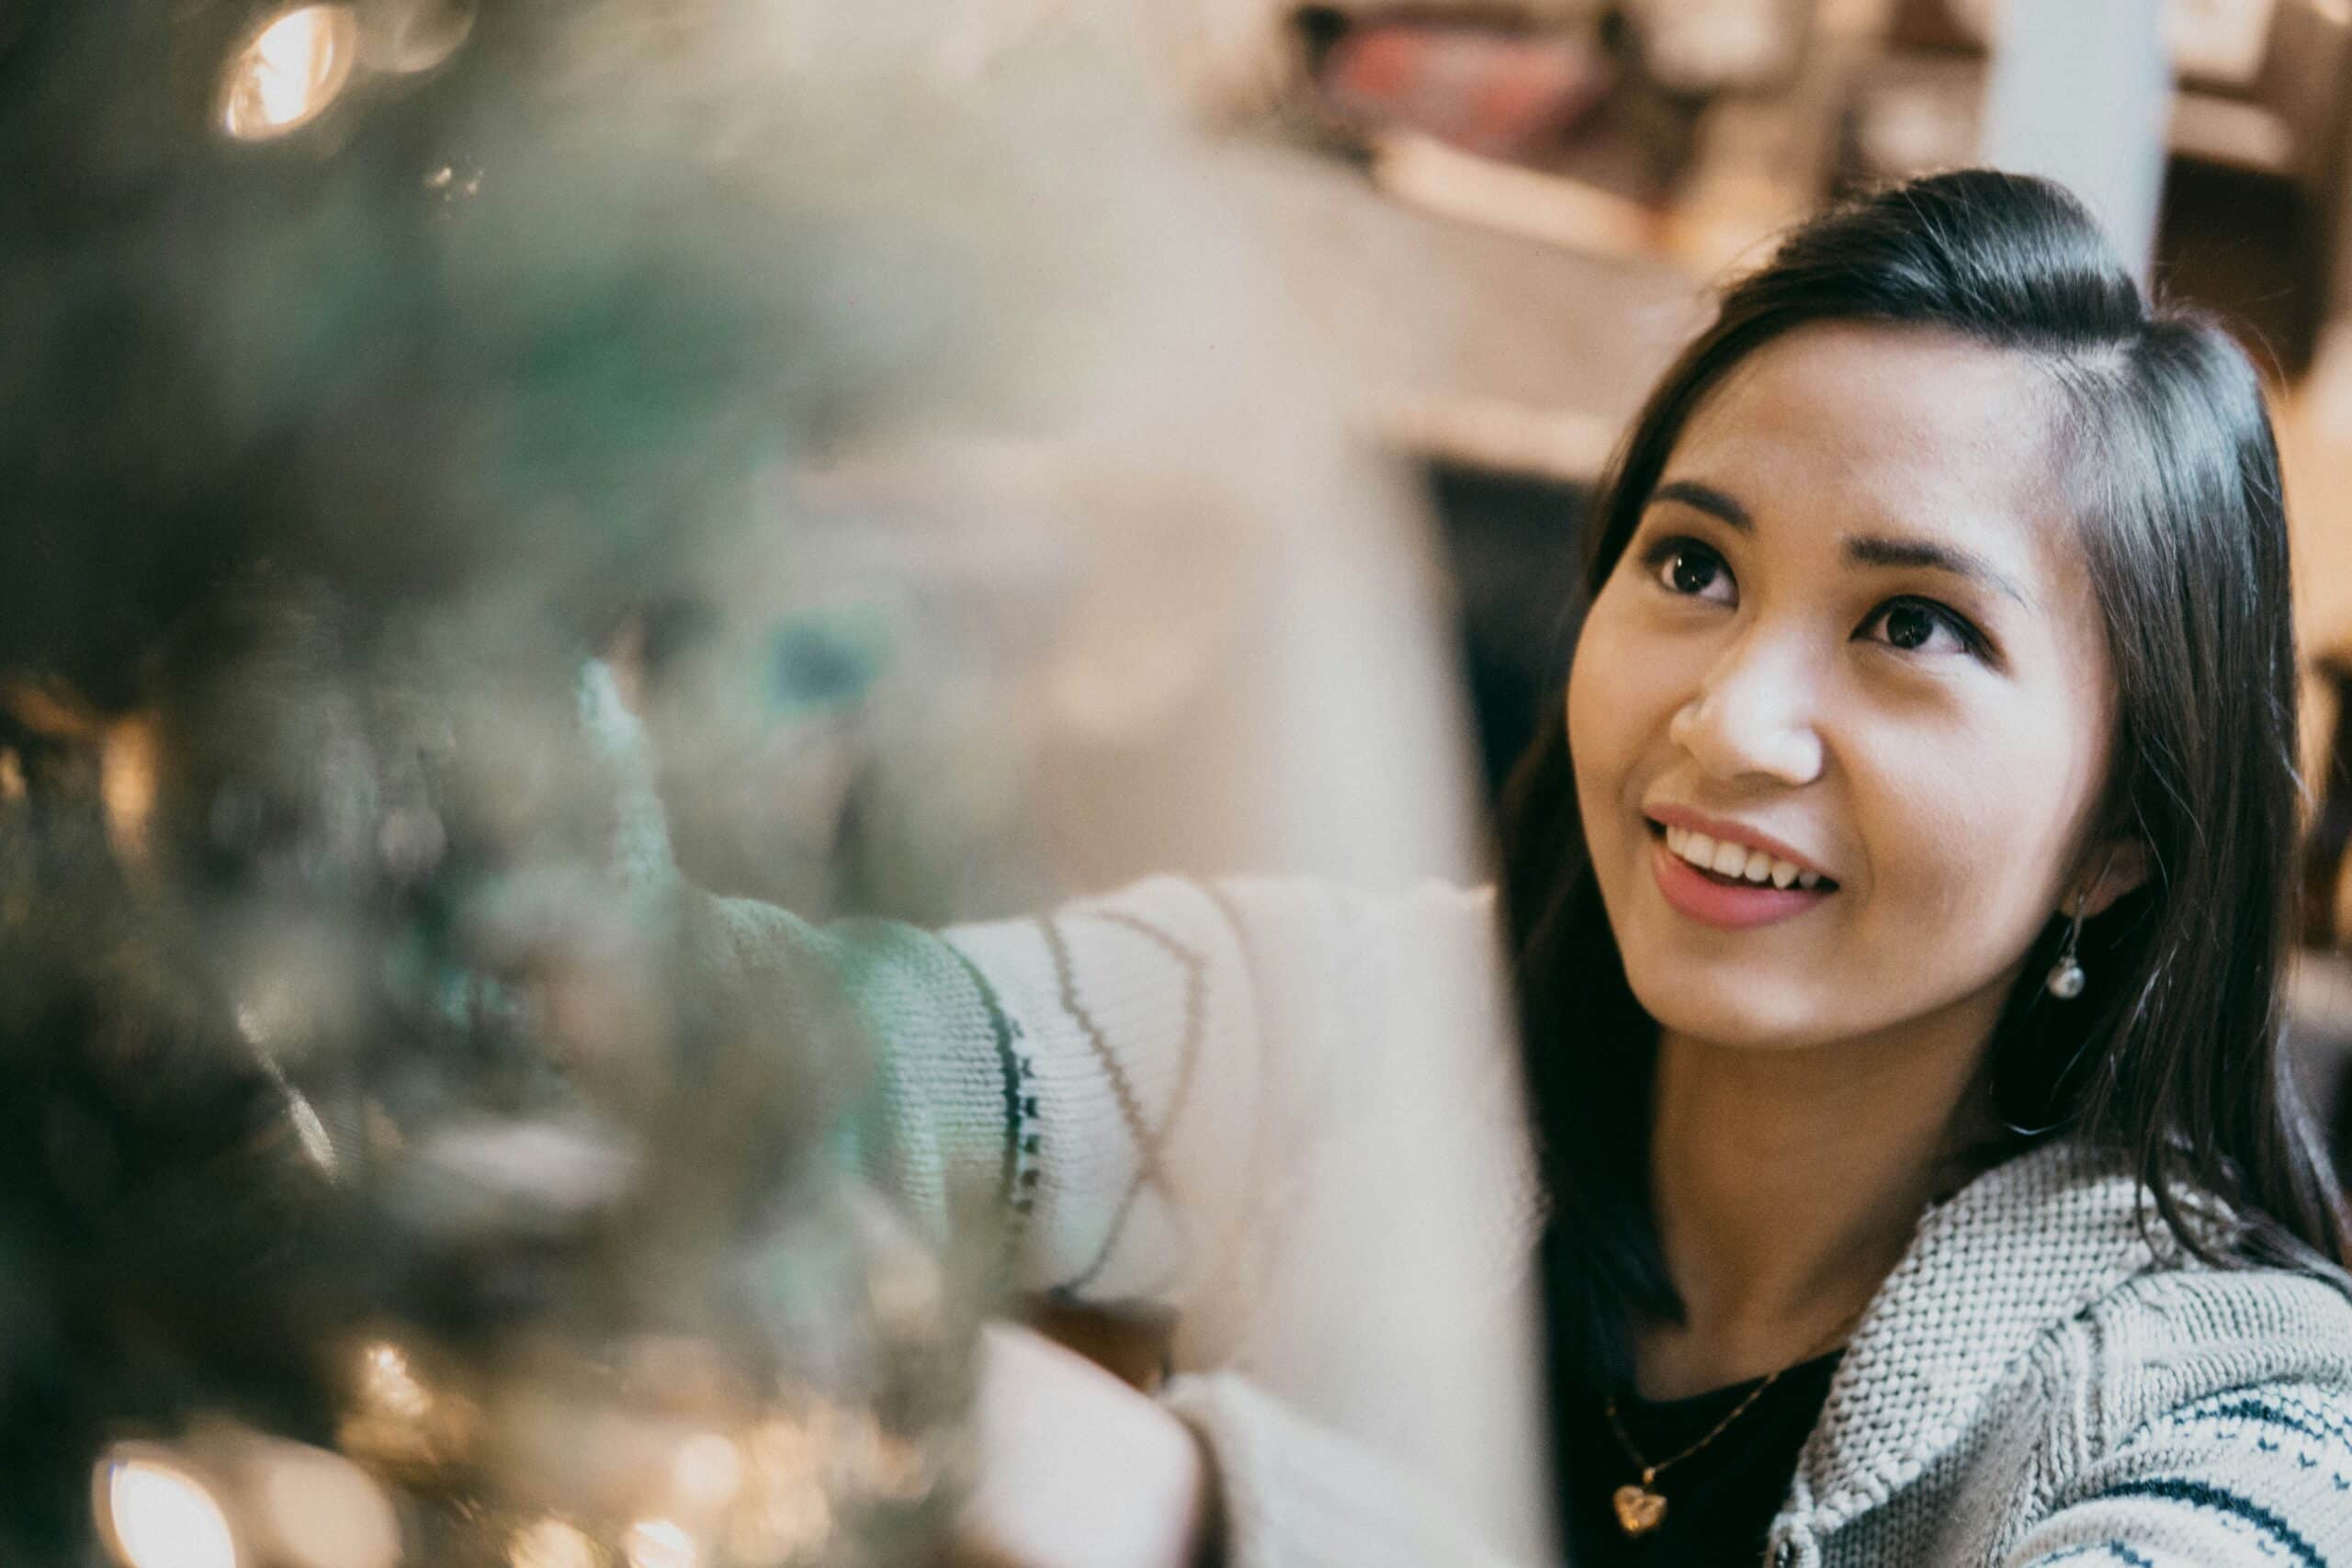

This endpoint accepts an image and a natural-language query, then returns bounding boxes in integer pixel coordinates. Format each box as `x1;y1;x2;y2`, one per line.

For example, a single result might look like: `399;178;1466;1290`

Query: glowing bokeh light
670;1432;745;1511
98;716;158;867
252;1440;401;1568
96;1450;240;1568
361;0;475;74
620;1518;698;1568
723;1483;831;1568
355;1340;430;1420
219;6;359;141
507;1517;602;1568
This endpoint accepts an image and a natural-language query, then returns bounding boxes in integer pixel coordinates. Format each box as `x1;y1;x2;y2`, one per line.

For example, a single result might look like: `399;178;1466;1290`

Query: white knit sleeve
944;874;1555;1566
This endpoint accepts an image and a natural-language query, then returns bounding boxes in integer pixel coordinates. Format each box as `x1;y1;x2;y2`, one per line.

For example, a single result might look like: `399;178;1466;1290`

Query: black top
1558;1351;1843;1568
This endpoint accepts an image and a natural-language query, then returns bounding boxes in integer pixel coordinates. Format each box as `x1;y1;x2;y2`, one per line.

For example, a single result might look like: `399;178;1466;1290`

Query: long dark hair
1500;169;2350;1394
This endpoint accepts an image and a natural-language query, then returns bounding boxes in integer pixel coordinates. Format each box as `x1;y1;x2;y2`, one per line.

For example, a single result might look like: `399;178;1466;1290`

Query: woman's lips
1650;834;1835;930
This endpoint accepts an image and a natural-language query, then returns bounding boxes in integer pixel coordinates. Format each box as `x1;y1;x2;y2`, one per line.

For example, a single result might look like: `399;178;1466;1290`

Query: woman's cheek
1567;592;1659;773
1850;728;2064;961
1566;612;1645;840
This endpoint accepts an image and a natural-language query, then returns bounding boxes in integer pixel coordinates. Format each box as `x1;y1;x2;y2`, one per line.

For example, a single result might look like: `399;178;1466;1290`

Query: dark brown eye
1636;535;1736;606
1645;538;1732;603
1883;604;1935;649
1668;549;1718;595
1860;597;1982;659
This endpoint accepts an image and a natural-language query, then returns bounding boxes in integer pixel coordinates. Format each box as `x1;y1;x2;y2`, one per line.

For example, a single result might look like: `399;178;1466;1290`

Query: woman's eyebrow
1651;478;2030;608
1648;479;1751;530
1844;535;2030;608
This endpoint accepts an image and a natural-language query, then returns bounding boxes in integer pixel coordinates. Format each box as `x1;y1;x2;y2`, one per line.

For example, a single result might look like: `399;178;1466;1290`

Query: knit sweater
689;867;2352;1567
698;868;2352;1568
545;646;2352;1567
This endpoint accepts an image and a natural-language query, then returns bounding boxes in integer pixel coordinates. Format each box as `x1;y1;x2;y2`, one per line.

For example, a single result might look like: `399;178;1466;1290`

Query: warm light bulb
96;1450;241;1568
219;5;359;141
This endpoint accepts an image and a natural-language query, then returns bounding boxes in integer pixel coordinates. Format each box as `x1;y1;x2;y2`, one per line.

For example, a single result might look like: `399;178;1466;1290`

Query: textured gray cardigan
700;865;2352;1567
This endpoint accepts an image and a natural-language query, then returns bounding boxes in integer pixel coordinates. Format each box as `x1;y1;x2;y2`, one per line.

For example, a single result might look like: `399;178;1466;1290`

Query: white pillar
1978;0;2171;283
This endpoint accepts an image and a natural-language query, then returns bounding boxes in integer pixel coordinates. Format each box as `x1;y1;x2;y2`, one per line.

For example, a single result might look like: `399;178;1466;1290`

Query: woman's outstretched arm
593;662;1554;1564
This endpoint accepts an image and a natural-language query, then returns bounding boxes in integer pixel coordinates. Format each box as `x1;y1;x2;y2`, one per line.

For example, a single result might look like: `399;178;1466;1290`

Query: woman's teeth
1662;824;1821;890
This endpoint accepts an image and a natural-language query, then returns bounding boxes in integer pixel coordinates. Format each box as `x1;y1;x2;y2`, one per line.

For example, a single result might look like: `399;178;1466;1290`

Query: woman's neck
1636;1016;2002;1400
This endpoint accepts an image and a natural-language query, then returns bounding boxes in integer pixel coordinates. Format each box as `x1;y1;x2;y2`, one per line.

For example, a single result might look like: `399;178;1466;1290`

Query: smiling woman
1498;168;2352;1566
619;172;2352;1568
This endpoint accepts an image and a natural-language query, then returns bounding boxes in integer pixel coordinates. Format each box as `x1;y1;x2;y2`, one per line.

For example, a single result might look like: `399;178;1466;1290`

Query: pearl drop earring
2045;890;2090;999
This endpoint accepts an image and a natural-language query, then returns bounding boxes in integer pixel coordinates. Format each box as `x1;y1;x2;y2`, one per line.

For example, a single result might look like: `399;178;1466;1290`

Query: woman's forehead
1661;322;2080;583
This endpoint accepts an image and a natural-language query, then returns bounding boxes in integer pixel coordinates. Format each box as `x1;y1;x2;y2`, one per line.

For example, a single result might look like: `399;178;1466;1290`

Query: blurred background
18;0;2352;1562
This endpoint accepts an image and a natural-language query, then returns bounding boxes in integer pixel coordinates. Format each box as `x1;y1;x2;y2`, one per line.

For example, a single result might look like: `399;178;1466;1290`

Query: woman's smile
1648;837;1832;930
1646;824;1836;931
1640;807;1838;930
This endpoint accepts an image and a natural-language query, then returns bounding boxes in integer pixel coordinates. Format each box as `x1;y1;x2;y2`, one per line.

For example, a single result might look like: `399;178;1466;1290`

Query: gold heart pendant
1612;1483;1668;1536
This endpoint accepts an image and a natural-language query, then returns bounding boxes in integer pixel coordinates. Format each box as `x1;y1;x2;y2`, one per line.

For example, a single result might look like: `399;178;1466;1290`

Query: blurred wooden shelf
1231;141;1704;484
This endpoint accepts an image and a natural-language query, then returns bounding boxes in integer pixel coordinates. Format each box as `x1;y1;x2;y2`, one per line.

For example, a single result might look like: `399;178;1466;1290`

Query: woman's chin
1621;965;1850;1055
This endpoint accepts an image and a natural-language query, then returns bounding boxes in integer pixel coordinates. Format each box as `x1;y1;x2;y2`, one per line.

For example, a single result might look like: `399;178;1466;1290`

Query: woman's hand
954;1321;1220;1568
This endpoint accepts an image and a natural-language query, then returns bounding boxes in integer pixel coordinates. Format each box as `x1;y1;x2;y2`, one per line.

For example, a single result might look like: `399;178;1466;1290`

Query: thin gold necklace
1601;1307;1867;1538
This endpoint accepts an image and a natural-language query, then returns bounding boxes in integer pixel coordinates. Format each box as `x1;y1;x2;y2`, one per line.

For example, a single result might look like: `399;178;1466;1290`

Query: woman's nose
1666;635;1825;786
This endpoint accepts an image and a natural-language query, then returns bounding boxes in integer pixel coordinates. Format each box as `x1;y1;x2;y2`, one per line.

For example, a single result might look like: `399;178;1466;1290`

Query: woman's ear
2072;838;2151;919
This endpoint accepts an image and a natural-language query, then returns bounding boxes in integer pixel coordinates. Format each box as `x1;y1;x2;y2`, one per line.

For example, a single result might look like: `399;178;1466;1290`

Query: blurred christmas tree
0;0;999;1559
0;0;1480;1551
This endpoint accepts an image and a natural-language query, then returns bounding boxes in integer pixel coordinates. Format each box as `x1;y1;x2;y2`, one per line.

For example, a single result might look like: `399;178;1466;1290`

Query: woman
1505;167;2352;1566
686;169;2352;1566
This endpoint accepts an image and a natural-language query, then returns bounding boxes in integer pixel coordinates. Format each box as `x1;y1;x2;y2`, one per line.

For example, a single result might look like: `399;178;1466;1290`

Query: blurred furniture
1424;462;1590;799
1294;0;1825;203
2298;649;2352;1190
2306;648;2352;950
1630;0;1821;96
1838;0;2352;371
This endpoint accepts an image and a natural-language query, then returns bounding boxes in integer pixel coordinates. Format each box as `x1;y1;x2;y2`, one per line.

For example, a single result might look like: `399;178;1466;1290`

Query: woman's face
1566;322;2124;1055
